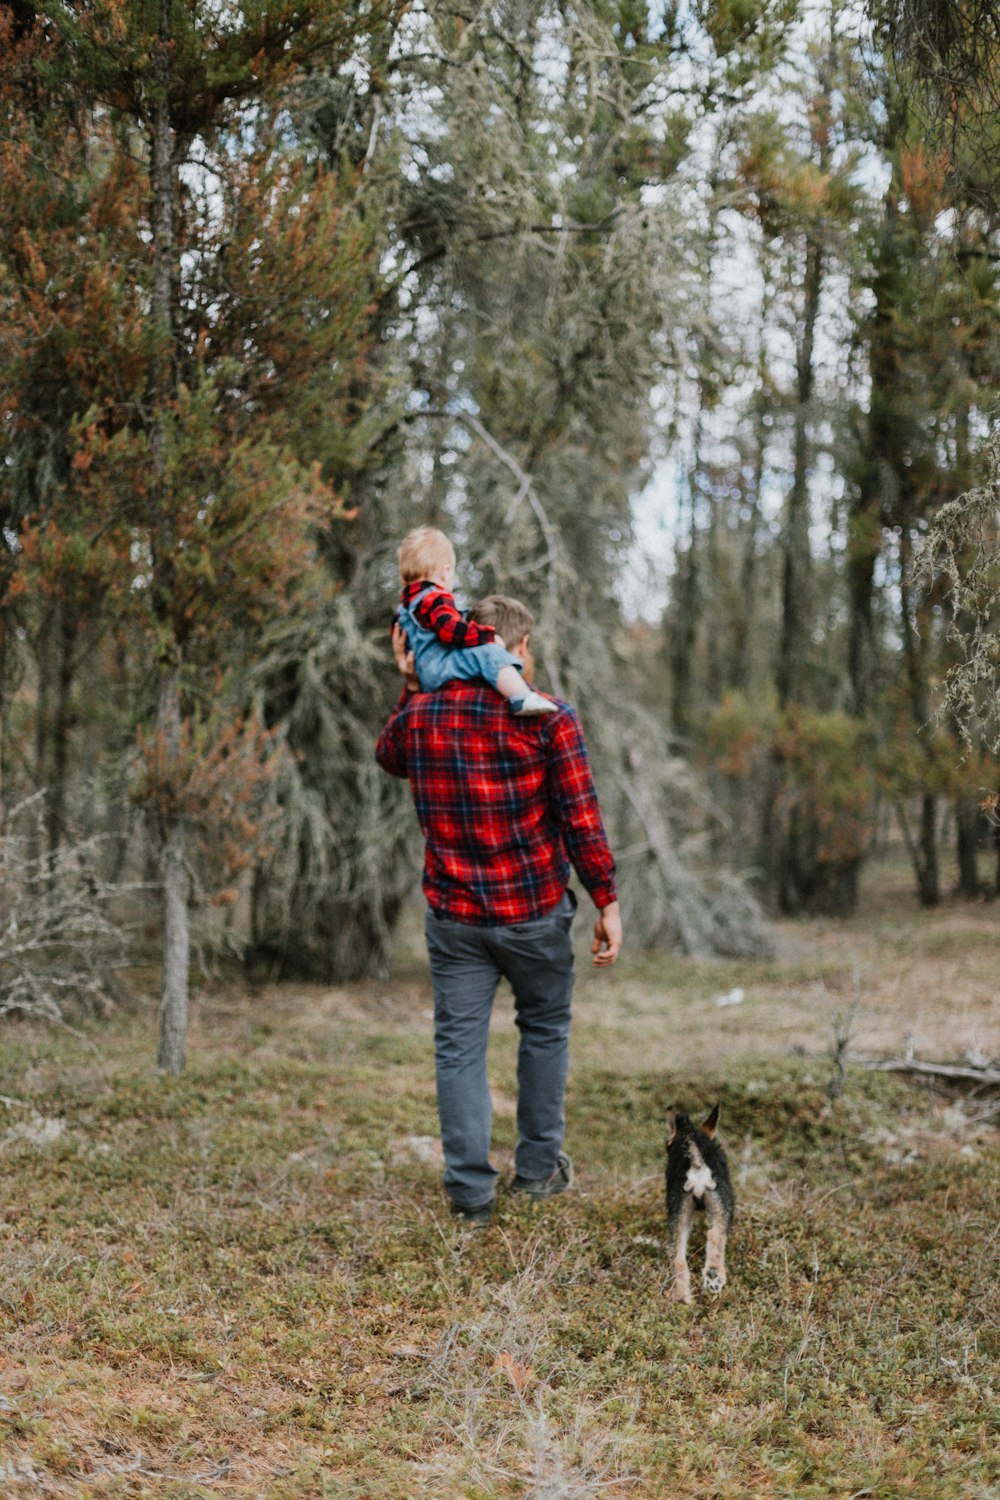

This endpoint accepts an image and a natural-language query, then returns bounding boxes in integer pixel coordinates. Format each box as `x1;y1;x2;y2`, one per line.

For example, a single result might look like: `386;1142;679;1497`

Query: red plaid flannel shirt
375;680;617;925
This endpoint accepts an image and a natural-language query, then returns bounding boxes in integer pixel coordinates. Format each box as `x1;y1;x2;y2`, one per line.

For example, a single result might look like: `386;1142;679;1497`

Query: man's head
469;594;535;665
398;527;455;588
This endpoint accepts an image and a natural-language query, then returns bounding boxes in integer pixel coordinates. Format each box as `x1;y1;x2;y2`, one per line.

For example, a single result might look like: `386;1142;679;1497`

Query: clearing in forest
1;854;998;1499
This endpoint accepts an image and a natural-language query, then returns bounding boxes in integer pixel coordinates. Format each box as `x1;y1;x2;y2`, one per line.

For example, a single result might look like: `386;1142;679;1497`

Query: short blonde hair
397;526;456;584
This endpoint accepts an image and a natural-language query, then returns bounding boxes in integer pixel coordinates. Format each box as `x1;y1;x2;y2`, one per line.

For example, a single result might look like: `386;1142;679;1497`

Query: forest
3;0;1000;1065
2;4;1000;1497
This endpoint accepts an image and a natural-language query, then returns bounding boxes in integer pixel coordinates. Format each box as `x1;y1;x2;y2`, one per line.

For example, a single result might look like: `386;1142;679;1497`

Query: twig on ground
859;1058;1000;1085
827;1001;859;1100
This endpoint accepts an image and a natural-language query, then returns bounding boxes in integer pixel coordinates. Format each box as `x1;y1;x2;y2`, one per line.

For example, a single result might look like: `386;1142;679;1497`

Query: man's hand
391;623;420;693
591;900;623;966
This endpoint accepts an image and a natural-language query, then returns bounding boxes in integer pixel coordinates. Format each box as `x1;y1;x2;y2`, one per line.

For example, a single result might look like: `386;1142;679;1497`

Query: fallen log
859;1058;1000;1085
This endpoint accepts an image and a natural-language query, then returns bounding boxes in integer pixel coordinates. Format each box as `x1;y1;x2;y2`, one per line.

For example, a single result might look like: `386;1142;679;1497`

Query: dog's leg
702;1192;728;1295
668;1194;695;1304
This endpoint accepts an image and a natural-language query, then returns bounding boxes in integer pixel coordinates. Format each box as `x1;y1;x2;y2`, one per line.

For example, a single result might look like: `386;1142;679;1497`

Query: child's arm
413;587;497;648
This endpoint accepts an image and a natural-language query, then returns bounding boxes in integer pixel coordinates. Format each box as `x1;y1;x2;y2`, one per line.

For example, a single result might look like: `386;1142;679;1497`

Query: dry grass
1;849;999;1497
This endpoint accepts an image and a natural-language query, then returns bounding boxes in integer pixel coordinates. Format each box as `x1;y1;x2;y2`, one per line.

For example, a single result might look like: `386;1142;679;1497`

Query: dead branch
859;1057;1000;1085
1;795;141;1021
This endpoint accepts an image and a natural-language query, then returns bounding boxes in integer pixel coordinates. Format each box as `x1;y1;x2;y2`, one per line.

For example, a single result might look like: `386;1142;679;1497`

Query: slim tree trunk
669;459;701;740
848;192;903;720
157;668;189;1072
954;795;981;897
150;0;189;1074
899;526;940;907
45;602;76;865
704;462;723;708
33;602;53;858
776;233;822;708
846;40;883;720
846;509;880;720
917;793;939;906
949;402;980;901
670;170;722;736
730;386;768;691
0;536;18;834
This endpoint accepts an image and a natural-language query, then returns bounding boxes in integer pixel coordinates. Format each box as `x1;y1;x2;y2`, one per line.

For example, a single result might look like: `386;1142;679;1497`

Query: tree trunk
0;538;18;833
894;796;937;907
949;401;980;902
704;461;723;708
32;602;53;859
156;670;189;1074
669;464;700;740
776;233;822;709
848;199;898;720
45;602;76;866
149;0;189;1073
917;793;940;907
670;174;721;737
954;795;981;897
899;527;940;907
729;390;768;691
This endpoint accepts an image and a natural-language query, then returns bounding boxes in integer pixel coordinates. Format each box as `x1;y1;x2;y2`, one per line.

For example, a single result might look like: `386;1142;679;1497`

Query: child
395;526;556;716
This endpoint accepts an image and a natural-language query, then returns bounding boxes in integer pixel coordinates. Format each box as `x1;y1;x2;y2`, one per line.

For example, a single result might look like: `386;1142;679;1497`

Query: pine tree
1;0;385;1066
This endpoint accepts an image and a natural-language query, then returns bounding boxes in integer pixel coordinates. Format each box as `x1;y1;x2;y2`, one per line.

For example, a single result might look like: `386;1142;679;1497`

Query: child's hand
391;623;420;692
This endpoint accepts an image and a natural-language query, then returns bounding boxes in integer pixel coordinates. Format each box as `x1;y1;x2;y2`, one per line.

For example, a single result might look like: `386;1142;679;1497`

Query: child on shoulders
395;527;556;716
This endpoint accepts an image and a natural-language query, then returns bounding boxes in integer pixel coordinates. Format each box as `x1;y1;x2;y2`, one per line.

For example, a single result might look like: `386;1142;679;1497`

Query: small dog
665;1105;735;1304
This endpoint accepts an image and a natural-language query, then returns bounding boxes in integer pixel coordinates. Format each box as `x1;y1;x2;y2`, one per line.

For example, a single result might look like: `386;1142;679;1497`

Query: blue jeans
424;892;577;1209
397;592;523;693
413;636;521;693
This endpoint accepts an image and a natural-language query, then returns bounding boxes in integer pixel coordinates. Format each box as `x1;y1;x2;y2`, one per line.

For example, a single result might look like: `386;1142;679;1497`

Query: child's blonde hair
398;526;456;584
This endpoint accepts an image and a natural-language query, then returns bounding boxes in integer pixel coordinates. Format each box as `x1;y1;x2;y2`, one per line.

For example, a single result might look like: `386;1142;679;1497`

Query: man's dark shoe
510;1152;573;1201
449;1199;495;1228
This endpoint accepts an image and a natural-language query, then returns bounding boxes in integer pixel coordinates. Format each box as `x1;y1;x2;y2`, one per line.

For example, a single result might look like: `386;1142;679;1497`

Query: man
375;593;622;1227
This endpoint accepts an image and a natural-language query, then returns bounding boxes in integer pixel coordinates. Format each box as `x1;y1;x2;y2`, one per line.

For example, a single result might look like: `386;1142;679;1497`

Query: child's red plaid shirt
375;680;617;925
396;579;496;648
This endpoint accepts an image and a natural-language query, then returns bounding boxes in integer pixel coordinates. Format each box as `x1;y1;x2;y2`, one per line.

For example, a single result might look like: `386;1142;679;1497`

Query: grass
1;853;999;1498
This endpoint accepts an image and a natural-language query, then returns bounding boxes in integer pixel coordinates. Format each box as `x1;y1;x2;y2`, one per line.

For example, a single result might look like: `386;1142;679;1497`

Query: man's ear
514;632;531;659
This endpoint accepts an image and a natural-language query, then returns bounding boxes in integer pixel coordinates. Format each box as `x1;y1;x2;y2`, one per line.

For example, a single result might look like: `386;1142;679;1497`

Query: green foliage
703;690;776;782
246;0;770;975
42;0;376;135
6;0;1000;1016
0;0;384;961
705;695;876;914
697;0;799;68
248;587;419;982
772;706;876;869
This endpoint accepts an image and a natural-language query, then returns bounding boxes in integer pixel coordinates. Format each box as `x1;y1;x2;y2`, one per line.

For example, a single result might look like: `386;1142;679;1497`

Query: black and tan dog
665;1105;735;1304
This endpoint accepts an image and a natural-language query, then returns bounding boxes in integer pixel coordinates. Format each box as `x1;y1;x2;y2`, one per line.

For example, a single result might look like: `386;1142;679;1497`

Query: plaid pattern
375;681;617;924
398;580;497;649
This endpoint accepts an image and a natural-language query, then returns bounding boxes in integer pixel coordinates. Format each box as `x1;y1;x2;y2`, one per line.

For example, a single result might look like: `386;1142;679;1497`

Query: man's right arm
545;712;622;965
544;709;618;910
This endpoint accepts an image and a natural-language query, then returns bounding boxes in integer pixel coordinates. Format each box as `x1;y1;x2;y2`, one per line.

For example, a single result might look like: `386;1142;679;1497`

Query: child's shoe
511;691;558;717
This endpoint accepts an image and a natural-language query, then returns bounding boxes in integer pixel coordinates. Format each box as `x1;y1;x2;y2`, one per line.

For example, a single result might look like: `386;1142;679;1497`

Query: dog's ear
701;1103;720;1138
665;1110;677;1144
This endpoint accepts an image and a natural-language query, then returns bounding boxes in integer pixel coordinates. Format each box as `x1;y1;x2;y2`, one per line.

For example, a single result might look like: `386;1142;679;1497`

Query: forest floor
1;851;999;1499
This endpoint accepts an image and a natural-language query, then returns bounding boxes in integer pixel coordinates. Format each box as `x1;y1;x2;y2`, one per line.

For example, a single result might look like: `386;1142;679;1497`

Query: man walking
375;594;622;1226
